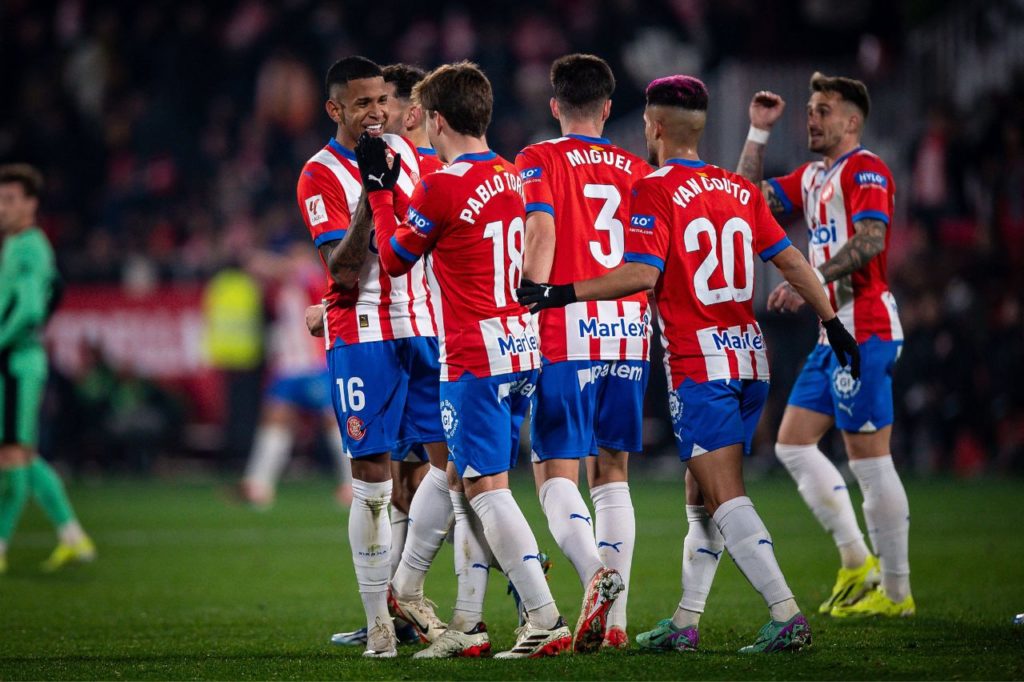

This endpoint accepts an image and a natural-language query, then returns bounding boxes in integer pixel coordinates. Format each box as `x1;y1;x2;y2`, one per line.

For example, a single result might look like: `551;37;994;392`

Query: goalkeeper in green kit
0;164;95;574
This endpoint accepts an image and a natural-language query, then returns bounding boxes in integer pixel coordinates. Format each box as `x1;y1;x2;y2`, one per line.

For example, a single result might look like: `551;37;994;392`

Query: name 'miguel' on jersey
296;134;435;349
623;158;793;385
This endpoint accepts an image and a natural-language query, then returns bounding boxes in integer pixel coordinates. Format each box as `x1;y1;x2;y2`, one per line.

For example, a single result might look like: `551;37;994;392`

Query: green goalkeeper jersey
0;226;58;354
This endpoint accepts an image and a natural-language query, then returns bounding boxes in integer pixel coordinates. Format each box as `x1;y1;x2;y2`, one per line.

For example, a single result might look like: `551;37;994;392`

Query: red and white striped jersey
372;150;540;381
516;134;653;363
269;263;327;376
296;135;435;349
624;159;792;386
768;147;902;343
417;146;444;177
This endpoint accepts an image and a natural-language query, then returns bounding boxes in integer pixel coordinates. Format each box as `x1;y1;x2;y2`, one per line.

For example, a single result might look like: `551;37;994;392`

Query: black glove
823;317;860;379
354;132;401;192
515;278;577;314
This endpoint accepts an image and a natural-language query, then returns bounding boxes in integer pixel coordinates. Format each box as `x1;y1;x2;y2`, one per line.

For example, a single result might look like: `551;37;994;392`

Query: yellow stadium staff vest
202;268;263;370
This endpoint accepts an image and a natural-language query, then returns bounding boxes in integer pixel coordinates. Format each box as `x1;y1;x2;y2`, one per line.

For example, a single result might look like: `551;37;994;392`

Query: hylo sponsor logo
630;214;655;231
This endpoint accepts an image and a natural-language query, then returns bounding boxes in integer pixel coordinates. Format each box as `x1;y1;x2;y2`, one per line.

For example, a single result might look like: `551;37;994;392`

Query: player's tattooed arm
818;218;887;283
736;140;767;184
737;91;786;213
320;193;373;289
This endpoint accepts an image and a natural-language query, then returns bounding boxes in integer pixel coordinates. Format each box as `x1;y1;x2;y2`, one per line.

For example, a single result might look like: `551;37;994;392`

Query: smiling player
296;56;448;658
736;73;914;619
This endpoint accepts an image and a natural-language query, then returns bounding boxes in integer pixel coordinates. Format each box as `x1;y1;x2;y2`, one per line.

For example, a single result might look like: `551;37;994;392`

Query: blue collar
822;145;864;180
567;133;611;145
453;150;498;163
666;158;706;168
328;138;356;160
417;146;437;156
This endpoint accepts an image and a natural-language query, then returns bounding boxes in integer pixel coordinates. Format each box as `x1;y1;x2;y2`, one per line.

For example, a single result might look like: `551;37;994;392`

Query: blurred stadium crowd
2;0;1022;475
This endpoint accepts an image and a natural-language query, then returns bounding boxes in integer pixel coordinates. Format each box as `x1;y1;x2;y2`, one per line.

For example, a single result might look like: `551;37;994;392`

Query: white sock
539;477;603;586
673;504;724;628
327;428;352;485
713;496;797;620
849;456;911;601
392;466;454;599
470;488;559;629
350;479;393;628
450;490;492;632
58;520;86;545
242;424;293;493
776;443;870;568
591;481;635;629
389;508;409;579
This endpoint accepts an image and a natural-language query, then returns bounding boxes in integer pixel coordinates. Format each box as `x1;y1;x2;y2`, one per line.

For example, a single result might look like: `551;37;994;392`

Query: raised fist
749;91;786;131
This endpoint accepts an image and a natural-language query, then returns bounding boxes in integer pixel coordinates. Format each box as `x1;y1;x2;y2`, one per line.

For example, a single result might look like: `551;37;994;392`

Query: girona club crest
821;182;835;202
346;416;366;441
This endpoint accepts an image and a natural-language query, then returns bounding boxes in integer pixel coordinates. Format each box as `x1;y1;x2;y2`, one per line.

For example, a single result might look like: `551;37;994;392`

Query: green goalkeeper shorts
0;346;47;448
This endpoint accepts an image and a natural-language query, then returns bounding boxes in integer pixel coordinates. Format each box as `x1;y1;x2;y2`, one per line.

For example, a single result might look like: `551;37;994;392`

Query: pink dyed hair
645;75;709;111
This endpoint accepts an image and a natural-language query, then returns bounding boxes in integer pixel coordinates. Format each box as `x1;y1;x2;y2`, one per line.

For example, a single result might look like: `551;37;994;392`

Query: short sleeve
389;178;447;263
297;163;351;248
751;189;792;261
623;180;672;272
515;146;555;217
843;155;893;225
766;162;808;214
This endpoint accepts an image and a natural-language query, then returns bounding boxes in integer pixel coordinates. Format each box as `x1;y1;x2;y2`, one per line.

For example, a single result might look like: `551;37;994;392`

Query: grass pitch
1;474;1023;680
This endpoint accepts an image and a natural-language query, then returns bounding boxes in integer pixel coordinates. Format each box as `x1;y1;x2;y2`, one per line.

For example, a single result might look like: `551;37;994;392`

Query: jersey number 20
684;217;754;305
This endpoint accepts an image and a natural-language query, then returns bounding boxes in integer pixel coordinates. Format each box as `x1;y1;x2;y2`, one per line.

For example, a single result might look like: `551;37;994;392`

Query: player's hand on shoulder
305;304;325;337
823;317;860;379
749;91;785;130
767;281;805;313
515;278;577;314
355;132;401;192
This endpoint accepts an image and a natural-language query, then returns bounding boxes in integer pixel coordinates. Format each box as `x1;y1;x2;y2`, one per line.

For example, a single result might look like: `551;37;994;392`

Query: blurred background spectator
2;0;1022;475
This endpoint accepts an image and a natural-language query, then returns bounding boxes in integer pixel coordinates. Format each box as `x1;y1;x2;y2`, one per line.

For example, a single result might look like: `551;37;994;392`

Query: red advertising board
45;285;225;422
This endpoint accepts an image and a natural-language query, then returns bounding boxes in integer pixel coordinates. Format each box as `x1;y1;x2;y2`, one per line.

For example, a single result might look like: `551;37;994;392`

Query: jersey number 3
684;217;754;305
584;184;624;268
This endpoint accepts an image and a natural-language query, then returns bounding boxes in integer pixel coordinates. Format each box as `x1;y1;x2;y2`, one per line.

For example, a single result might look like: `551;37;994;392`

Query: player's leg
454;371;570;658
532;360;622;654
388;457;426;578
641;379;809;653
586;359;648;646
389;442;453;641
776;345;875;612
387;337;453;640
328;341;406;658
414;464;493;659
240;398;296;507
29;454;95;571
830;338;913;617
672;469;724;630
0;445;31;574
531;361;603;588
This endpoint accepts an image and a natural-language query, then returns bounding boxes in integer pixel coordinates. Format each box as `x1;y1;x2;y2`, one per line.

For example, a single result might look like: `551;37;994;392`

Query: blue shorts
531;359;648;461
441;370;538;478
266;370;332;412
787;336;902;433
327;337;445;460
669;378;770;461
